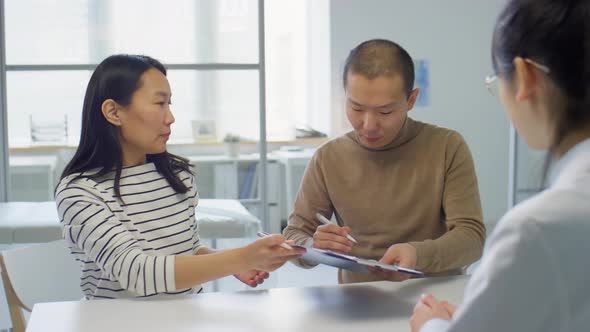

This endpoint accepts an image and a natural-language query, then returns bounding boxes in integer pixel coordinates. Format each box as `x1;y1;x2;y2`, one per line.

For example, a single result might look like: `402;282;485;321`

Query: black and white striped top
55;163;202;299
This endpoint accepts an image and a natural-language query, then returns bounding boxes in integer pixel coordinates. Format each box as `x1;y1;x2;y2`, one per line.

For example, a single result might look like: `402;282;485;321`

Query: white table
26;276;468;332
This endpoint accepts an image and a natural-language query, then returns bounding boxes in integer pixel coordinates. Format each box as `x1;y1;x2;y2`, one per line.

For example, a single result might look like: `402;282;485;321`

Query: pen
256;231;293;250
315;213;359;244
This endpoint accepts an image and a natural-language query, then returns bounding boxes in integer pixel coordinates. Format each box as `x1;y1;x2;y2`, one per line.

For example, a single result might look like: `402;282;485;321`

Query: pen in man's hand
315;213;359;244
256;231;294;250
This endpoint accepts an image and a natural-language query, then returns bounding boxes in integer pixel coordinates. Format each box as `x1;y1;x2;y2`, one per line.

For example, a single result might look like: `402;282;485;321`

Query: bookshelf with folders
189;155;283;234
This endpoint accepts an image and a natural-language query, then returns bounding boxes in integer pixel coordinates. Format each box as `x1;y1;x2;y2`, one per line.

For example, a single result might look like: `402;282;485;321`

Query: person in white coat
410;0;590;331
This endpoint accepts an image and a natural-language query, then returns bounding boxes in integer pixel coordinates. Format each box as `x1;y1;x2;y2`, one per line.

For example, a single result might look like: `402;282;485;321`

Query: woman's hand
242;234;306;272
410;294;455;332
233;270;269;287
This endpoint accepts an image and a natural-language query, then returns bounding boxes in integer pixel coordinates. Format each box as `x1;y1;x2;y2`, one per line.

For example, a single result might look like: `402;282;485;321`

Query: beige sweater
283;117;485;283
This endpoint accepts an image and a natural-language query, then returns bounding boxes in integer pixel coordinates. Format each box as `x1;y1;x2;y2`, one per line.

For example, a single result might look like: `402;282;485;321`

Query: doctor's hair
492;0;590;183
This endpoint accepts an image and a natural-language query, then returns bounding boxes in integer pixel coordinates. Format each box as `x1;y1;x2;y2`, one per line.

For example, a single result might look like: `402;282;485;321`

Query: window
2;0;330;212
5;0;263;144
4;0;328;144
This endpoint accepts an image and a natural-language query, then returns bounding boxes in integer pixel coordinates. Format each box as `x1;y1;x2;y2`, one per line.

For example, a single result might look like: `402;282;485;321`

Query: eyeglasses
485;75;499;98
485;58;551;98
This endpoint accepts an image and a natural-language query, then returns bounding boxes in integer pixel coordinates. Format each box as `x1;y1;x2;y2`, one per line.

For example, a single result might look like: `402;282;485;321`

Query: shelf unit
189;149;315;234
189;154;283;234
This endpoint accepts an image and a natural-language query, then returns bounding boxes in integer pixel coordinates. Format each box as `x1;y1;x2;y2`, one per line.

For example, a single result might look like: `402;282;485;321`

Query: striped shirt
55;162;203;300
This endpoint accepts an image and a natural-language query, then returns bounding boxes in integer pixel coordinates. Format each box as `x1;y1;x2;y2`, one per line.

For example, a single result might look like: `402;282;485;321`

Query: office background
0;0;518;225
1;0;547;330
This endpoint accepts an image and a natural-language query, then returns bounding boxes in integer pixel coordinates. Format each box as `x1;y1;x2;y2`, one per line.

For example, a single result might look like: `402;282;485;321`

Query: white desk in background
195;199;261;244
0;199;260;245
26;275;468;332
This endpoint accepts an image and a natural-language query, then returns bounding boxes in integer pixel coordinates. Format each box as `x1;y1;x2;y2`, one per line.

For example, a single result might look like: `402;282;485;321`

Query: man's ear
101;99;122;126
406;88;420;111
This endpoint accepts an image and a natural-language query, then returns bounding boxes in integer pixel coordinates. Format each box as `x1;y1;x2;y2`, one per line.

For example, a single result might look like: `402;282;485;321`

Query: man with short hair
283;39;485;283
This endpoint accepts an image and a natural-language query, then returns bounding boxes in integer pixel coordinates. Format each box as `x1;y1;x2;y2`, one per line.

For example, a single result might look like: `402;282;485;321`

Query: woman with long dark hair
56;54;304;299
410;0;590;331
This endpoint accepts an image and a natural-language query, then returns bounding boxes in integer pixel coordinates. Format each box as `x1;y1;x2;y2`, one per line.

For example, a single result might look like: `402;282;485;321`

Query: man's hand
312;224;354;254
374;243;417;281
410;294;454;332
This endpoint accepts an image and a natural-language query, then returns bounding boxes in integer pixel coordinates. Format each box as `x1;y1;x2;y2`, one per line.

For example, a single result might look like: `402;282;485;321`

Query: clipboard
293;245;424;277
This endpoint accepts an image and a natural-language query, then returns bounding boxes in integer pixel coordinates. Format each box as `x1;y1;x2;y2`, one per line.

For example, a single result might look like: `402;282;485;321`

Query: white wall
329;0;509;224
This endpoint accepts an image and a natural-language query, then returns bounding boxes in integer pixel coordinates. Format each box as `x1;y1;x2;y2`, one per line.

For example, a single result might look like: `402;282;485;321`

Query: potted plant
223;133;241;157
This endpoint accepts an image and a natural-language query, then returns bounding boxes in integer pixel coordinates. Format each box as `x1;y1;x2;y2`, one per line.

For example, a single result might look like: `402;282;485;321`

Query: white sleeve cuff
420;318;451;332
164;255;176;291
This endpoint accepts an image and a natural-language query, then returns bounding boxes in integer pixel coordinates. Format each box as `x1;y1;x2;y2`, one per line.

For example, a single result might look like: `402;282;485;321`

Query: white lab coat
422;138;590;332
